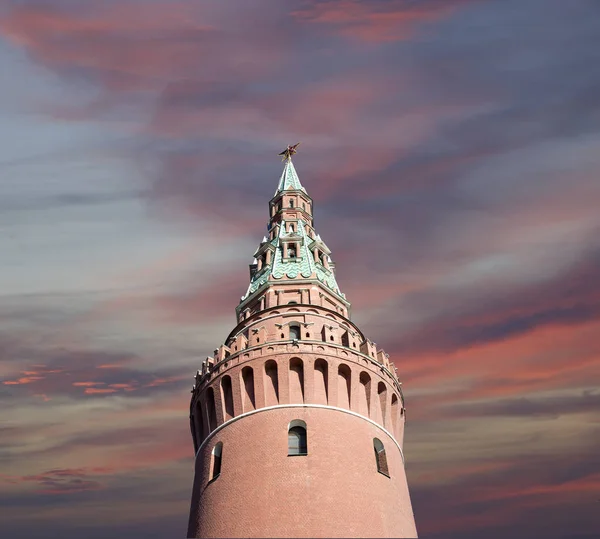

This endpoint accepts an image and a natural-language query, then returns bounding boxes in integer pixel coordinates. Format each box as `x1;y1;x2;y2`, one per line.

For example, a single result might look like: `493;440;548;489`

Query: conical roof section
275;158;306;194
241;155;345;304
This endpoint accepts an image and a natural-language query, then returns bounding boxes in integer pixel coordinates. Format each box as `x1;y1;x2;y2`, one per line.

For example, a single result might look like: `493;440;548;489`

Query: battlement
194;334;402;394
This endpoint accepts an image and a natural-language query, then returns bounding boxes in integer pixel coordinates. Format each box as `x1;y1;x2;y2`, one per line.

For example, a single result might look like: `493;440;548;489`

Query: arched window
373;438;389;477
337;364;351;409
211;442;223;480
264;360;279;405
289;324;300;340
221;375;234;420
206;387;217;432
378;382;387;427
289;358;304;403
288;420;307;456
359;371;371;417
314;359;328;405
241;366;255;412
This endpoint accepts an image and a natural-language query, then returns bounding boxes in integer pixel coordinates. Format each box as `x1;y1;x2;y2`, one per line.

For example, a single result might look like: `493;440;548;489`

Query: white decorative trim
195;404;405;464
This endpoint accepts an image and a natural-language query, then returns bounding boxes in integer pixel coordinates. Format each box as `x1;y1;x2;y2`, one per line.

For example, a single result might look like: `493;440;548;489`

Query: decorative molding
194;404;405;464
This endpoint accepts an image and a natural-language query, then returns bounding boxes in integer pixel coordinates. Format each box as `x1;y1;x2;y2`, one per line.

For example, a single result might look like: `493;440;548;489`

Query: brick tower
187;146;418;538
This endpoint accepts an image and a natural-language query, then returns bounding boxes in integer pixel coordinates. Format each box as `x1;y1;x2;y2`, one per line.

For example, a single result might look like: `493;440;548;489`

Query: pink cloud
5;467;115;495
96;364;124;369
472;473;600;504
109;383;137;390
145;375;187;388
84;388;118;395
395;319;600;426
0;3;214;91
3;376;43;385
292;0;476;43
0;1;285;123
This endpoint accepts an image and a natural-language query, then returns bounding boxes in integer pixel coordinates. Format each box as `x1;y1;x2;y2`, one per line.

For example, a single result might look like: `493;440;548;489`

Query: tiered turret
187;146;417;539
239;156;348;322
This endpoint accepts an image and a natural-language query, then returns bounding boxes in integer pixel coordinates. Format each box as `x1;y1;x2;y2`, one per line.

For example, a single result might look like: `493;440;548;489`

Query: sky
1;0;599;537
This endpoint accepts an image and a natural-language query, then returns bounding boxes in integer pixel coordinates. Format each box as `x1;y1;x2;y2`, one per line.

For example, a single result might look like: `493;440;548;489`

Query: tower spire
239;151;345;314
275;143;306;194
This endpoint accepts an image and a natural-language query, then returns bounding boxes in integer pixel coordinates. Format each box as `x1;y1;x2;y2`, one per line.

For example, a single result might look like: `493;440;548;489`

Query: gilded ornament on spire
278;142;300;161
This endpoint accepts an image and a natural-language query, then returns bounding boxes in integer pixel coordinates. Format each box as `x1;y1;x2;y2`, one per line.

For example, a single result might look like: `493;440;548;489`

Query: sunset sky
1;0;599;537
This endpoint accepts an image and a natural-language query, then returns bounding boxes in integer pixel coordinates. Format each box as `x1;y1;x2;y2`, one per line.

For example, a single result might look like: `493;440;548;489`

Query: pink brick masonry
187;155;418;538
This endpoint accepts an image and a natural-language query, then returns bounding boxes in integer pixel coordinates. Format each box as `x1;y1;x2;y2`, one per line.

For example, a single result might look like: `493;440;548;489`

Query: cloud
445;390;600;420
0;2;215;93
1;345;189;401
408;437;600;538
0;189;145;214
292;0;477;43
3;468;110;495
386;248;600;357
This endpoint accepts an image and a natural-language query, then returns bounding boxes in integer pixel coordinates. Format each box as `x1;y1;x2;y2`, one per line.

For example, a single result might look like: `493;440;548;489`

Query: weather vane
279;142;300;161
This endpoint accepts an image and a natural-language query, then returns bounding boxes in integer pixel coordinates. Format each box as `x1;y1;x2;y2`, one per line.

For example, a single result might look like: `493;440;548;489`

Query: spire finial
278;142;300;162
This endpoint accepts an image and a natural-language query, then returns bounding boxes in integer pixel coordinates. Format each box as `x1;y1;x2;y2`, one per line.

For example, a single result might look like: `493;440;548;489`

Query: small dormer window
289;224;294;233
289;199;294;208
287;246;297;258
289;324;301;340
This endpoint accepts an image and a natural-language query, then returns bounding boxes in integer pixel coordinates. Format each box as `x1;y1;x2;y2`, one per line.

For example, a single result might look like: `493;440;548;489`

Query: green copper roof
275;159;306;194
241;159;345;304
242;217;344;301
271;220;315;280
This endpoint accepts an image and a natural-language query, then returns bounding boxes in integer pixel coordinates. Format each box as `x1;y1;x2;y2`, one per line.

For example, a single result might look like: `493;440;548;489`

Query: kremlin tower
187;145;418;538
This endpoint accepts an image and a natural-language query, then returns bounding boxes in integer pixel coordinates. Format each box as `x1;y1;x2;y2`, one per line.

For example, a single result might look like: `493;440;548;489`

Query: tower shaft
187;151;418;538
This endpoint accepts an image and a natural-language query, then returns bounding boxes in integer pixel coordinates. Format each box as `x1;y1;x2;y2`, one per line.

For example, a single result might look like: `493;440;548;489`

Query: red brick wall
188;406;417;538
